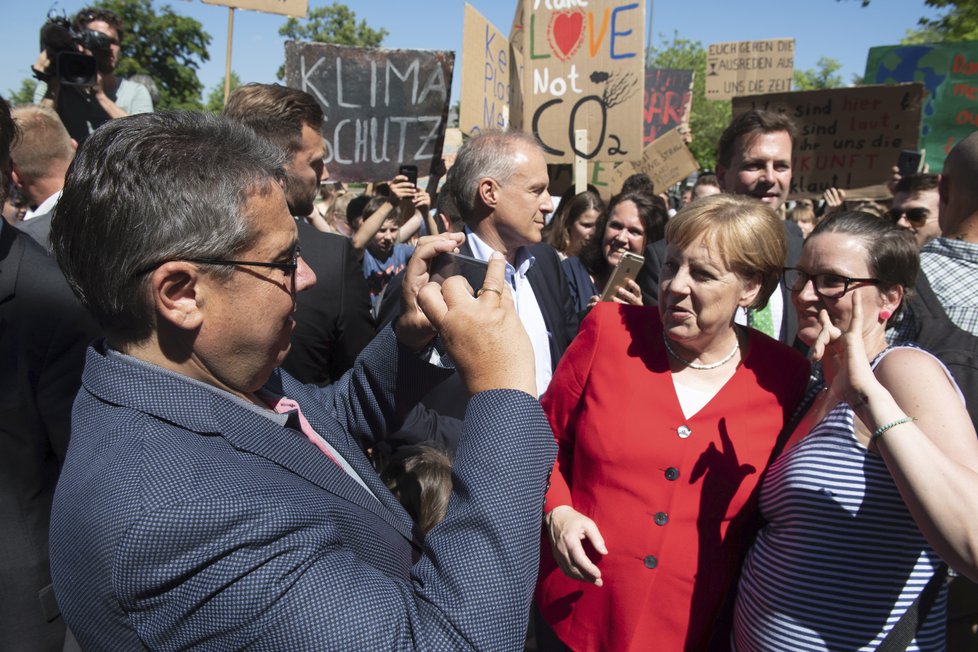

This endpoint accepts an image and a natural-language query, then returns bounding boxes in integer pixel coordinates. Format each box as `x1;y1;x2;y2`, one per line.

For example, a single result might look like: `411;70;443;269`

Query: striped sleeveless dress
732;347;949;651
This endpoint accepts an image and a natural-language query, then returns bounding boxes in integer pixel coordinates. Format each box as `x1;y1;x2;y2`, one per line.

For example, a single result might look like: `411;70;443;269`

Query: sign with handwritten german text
706;38;794;101
285;41;454;182
644;67;693;146
609;127;698;195
460;4;510;136
519;0;645;164
732;83;923;197
865;40;978;173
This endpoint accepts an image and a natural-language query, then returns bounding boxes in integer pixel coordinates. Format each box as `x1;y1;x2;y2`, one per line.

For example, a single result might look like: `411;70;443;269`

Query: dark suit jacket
280;220;376;386
374;240;578;453
636;222;803;347
14;210;53;251
0;224;97;651
49;329;556;650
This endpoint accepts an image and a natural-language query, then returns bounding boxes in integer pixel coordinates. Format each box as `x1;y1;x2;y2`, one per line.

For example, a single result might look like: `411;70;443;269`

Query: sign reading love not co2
285;41;454;182
519;0;645;164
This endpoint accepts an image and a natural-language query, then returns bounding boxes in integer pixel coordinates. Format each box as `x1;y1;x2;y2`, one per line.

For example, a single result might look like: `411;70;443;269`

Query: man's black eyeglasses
783;267;880;299
133;247;300;291
886;207;931;227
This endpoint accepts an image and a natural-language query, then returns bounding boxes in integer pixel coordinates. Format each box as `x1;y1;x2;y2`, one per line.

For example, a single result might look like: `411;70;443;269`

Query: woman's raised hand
811;298;882;412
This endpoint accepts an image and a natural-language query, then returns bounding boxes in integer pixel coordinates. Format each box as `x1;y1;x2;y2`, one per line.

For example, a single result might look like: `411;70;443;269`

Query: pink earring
879;310;892;321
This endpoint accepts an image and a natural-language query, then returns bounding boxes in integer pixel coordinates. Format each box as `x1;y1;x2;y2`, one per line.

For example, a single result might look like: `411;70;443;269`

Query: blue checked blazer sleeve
51;327;556;651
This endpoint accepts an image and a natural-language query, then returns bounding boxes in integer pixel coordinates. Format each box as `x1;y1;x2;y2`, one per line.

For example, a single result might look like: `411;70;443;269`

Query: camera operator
32;7;152;144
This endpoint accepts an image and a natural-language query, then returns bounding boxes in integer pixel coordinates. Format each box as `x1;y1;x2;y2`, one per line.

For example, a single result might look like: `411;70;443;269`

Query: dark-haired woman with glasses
732;211;978;650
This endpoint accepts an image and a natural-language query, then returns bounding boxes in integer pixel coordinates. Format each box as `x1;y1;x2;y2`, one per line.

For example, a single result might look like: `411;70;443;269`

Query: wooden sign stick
574;129;587;194
222;7;235;105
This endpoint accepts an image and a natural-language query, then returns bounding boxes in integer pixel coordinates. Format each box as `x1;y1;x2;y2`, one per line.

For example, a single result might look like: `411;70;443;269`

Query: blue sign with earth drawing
865;41;978;173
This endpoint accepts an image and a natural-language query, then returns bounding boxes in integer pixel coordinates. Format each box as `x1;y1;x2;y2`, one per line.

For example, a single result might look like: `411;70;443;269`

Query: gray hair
50;111;287;344
450;130;544;220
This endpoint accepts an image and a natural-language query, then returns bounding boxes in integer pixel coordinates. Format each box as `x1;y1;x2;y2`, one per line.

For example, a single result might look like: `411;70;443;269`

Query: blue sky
2;0;942;104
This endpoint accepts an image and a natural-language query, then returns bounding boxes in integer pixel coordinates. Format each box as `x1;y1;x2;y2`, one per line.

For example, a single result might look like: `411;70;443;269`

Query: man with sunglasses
888;173;941;249
33;6;153;144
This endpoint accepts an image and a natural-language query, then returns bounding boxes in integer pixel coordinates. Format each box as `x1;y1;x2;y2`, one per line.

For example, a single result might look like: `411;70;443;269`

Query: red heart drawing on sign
548;10;584;62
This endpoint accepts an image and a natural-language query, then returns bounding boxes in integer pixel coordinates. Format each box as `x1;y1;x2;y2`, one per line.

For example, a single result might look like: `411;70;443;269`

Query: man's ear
10;165;22;188
149;262;205;332
477;177;498;209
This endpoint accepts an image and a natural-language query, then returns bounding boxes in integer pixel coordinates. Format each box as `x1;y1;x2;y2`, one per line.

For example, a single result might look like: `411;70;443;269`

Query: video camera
38;14;113;86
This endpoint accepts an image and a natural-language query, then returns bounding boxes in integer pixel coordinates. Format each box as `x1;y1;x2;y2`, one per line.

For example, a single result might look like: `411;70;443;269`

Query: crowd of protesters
2;5;978;651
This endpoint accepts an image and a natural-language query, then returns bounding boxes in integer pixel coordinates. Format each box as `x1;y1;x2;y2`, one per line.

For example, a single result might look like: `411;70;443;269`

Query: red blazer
537;303;808;652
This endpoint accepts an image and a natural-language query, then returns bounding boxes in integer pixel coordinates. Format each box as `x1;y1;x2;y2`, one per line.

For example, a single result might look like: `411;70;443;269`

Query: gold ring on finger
476;287;503;298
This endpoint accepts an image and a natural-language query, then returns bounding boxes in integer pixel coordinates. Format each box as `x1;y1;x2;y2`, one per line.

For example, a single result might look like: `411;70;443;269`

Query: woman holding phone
560;191;665;314
537;195;810;651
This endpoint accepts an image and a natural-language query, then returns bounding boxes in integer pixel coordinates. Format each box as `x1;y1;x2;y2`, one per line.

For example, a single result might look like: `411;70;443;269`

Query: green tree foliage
646;33;730;171
205;72;241;114
792;57;845;91
7;79;38;107
842;0;978;43
907;0;978;43
276;2;388;79
94;0;211;110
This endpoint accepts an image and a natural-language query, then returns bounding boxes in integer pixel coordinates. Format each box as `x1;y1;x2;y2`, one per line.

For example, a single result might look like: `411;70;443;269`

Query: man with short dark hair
47;111;556;649
33;6;153;144
0;95;96;652
224;83;374;387
10;105;76;248
716;109;799;213
889;173;941;249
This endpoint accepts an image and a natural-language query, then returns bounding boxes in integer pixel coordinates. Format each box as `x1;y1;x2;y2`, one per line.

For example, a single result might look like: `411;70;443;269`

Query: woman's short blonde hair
665;194;786;310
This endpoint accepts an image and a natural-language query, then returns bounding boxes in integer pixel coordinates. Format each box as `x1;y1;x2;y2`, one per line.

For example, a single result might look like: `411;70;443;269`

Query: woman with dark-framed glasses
732;211;978;651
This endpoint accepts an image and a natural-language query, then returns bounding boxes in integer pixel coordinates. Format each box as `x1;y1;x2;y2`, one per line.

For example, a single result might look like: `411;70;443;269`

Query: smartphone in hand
896;149;924;177
600;251;644;302
398;164;419;187
429;252;488;290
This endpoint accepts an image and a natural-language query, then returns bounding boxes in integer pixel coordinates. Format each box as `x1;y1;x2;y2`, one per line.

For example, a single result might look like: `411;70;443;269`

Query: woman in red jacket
537;195;810;651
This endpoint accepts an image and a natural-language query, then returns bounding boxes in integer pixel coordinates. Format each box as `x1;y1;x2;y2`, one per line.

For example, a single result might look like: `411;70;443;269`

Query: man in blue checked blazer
48;111;556;651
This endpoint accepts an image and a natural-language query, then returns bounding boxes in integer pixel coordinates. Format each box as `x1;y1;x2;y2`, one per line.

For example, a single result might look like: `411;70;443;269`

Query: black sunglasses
783;267;880;299
886;207;931;227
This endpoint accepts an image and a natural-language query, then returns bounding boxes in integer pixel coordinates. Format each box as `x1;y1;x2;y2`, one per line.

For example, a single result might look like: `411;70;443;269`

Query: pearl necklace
663;333;740;370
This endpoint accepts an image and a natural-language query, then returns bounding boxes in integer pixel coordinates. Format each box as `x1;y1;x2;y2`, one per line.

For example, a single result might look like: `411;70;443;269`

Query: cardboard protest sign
285;41;454;182
732;83;924;197
865;40;978;173
608;128;698;195
644;67;693;146
519;0;646;164
201;0;307;18
705;38;794;101
460;4;510;135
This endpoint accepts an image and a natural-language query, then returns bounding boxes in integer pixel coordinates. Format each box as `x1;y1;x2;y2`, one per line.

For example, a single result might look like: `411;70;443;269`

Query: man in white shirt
11;105;75;249
449;131;578;395
377;131;578;453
